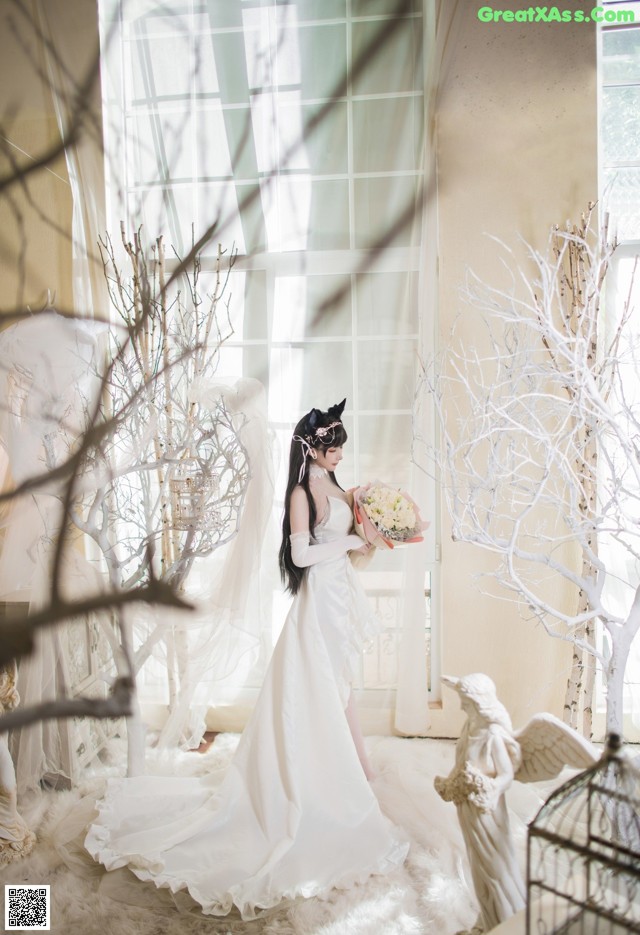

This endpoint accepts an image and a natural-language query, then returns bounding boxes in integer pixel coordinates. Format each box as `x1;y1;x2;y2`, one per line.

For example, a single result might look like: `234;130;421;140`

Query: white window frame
98;0;438;720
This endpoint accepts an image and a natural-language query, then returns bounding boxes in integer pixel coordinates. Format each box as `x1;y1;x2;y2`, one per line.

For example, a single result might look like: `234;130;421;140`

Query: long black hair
278;400;348;594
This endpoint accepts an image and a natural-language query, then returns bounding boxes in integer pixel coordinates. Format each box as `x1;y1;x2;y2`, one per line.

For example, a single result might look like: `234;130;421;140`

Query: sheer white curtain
0;2;113;791
92;0;439;735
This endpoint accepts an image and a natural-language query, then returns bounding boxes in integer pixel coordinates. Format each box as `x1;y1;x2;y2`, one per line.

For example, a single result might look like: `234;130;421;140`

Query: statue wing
514;713;598;783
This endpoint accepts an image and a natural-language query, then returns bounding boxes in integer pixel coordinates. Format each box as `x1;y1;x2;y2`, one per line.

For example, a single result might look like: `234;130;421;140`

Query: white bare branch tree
416;207;640;738
0;222;250;782
69;226;251;764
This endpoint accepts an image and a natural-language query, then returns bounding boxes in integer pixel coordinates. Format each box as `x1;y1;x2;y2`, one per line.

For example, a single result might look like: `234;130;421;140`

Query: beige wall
430;4;598;736
0;0;102;318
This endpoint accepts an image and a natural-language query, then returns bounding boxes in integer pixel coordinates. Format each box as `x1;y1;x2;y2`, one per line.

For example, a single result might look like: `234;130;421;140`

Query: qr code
4;885;50;931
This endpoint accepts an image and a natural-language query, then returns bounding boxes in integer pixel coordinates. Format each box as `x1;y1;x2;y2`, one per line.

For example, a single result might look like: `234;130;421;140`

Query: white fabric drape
0;313;105;599
0;3;117;792
0;312;106;793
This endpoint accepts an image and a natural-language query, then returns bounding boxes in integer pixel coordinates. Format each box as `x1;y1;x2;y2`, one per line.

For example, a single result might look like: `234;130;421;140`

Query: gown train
85;497;409;919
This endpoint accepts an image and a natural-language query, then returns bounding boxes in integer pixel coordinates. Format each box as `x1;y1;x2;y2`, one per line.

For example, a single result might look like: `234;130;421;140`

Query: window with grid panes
99;0;433;706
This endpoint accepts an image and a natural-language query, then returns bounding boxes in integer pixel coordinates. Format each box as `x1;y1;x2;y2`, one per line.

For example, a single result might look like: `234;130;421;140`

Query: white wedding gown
84;496;409;919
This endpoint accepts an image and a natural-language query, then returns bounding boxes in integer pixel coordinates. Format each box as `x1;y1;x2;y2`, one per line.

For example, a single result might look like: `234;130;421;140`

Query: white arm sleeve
290;532;364;568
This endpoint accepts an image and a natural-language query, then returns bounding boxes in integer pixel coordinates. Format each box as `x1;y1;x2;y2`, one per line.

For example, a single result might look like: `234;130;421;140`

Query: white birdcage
169;458;221;532
527;733;640;934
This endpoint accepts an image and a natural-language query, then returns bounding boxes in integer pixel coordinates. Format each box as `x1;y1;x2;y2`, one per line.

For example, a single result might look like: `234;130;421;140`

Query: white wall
430;4;598;736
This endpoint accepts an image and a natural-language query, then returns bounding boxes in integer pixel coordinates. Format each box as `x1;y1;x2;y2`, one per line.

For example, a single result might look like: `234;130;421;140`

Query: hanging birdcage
169;458;222;532
527;733;640;934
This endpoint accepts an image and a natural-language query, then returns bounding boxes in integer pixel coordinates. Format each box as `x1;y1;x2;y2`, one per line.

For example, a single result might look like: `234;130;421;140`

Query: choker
308;464;328;479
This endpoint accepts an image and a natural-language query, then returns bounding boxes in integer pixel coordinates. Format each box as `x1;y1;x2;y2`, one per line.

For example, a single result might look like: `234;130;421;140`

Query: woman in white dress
84;399;409;919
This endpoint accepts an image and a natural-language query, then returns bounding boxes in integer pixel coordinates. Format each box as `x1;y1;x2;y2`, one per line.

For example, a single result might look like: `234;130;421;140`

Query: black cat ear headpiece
327;398;346;419
307;408;322;430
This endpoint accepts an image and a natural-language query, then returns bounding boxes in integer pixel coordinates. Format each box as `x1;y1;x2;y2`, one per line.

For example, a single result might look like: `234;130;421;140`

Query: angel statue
434;673;597;934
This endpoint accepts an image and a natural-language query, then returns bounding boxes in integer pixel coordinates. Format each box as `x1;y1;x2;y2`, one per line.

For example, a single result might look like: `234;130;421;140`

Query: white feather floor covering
0;736;557;935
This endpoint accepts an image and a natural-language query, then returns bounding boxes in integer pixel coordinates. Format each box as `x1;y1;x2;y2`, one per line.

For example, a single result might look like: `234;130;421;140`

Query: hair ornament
293;400;346;483
312;420;341;441
293;435;312;482
293;425;340;482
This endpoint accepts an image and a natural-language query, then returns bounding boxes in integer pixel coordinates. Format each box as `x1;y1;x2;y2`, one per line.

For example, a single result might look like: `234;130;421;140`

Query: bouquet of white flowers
352;482;427;550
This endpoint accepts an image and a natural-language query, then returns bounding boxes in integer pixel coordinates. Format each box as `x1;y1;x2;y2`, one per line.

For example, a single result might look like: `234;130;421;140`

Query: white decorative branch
416;207;640;736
